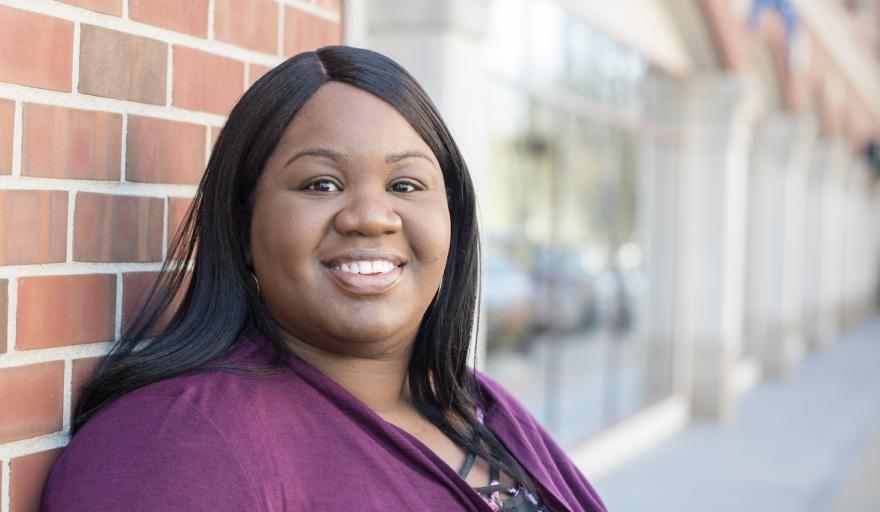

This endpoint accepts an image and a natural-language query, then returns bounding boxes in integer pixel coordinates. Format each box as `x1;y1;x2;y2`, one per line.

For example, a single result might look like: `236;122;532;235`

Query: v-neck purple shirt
42;332;607;511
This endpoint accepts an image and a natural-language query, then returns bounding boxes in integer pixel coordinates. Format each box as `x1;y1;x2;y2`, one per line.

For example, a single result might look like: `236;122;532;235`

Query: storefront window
481;0;681;448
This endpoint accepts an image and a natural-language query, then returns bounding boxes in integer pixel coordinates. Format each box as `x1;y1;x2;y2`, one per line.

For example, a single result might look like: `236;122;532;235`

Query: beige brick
79;25;168;105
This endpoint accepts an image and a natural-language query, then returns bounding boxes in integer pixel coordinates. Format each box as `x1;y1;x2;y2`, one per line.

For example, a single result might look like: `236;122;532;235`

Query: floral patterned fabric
460;407;547;511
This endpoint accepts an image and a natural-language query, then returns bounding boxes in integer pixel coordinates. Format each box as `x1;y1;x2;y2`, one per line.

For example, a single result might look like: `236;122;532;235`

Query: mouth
321;253;406;295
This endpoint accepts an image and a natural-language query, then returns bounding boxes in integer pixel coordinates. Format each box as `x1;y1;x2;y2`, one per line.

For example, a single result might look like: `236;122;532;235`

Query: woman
42;46;607;512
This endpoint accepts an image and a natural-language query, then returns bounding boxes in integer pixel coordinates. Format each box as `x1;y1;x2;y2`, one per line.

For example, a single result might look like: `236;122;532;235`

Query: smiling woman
40;46;607;512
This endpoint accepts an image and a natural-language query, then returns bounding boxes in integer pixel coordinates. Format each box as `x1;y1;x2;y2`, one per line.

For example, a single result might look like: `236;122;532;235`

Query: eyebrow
284;148;436;168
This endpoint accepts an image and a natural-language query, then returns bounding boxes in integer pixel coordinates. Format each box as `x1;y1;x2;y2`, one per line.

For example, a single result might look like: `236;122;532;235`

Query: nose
333;188;402;237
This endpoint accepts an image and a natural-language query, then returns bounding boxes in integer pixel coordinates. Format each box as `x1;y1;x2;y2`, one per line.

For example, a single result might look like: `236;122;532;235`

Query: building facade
1;0;879;509
345;0;880;476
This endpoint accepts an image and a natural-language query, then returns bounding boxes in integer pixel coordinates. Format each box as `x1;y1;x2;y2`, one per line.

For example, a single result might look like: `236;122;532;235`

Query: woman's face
249;82;451;356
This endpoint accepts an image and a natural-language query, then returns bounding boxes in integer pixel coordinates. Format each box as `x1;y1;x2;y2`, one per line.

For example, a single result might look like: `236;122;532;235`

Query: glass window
481;0;682;448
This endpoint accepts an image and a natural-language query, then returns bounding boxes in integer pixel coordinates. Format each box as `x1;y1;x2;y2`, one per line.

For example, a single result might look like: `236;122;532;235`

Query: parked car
483;241;535;352
530;245;600;335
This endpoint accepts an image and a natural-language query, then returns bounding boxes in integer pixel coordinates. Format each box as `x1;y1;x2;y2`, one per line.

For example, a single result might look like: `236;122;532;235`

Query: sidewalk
593;318;880;512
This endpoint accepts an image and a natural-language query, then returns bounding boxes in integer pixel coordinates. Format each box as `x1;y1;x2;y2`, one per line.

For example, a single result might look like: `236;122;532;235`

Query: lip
321;250;407;296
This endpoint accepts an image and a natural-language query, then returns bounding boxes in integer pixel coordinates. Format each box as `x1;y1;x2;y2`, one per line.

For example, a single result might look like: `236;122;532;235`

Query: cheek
250;197;323;281
409;207;451;276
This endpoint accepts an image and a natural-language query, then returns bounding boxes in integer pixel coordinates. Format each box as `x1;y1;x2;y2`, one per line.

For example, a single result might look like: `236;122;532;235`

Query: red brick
172;46;244;115
249;63;273;87
0;279;7;353
122;271;158;332
283;7;341;56
72;356;104;408
79;25;168;105
126;116;205;185
167;196;194;249
122;271;189;335
211;125;223;148
0;190;68;266
316;0;342;14
74;193;164;263
130;0;209;37
16;274;116;349
58;0;123;15
0;100;13;175
0;361;64;443
215;0;278;54
10;449;63;512
22;104;122;180
0;6;73;91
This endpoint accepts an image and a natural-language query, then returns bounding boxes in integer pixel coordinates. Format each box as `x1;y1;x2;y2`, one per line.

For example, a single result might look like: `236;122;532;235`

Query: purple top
42;331;606;511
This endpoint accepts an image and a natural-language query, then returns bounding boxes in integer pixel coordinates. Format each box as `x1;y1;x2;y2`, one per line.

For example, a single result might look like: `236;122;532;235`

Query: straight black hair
73;45;535;493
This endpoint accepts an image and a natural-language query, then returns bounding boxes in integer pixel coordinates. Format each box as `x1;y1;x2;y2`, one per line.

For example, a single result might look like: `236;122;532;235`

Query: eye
302;178;341;193
389;180;422;193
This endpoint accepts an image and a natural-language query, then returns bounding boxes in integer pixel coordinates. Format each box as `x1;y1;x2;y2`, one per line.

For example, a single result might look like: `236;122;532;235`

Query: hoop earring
251;272;261;295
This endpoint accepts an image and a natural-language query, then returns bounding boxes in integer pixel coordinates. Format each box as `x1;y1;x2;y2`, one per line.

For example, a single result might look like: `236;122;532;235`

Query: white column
746;114;814;377
354;0;490;189
676;75;754;420
841;161;876;325
871;181;880;313
825;148;852;332
806;138;848;350
639;134;678;402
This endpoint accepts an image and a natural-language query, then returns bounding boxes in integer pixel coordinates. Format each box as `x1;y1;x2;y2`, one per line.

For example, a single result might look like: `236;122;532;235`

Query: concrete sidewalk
593;318;880;512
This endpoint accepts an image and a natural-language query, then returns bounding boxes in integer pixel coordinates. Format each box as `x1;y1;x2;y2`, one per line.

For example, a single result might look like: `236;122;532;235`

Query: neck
280;330;415;415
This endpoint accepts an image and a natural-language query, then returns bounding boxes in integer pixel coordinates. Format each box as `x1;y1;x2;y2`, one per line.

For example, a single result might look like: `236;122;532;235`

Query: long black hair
73;45;535;492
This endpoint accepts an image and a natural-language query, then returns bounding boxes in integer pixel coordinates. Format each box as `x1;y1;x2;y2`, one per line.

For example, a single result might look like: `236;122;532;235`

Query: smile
333;260;397;274
323;258;405;295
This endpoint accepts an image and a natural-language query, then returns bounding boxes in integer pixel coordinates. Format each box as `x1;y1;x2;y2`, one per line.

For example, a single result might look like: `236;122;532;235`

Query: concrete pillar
746;114;815;377
805;138;848;350
840;162;877;326
823;148;852;333
677;75;754;420
348;0;491;189
639;133;678;403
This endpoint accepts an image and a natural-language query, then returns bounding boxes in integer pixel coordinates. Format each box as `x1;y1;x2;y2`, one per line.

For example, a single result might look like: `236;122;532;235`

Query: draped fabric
42;331;607;511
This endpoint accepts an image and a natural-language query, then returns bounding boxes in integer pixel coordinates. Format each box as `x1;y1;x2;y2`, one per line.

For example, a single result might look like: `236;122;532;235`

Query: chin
332;318;413;345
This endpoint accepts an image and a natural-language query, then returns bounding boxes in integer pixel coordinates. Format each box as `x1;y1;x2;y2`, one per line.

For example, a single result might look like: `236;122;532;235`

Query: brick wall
0;1;342;510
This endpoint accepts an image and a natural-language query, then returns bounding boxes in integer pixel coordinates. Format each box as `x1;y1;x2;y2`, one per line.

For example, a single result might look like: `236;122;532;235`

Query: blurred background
0;0;878;510
346;0;880;510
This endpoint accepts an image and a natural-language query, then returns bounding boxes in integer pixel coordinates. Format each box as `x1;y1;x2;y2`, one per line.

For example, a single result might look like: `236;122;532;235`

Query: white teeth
334;260;397;275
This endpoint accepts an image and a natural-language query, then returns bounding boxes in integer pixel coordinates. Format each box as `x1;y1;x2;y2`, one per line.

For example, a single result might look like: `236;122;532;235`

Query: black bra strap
458;451;477;478
489;461;501;483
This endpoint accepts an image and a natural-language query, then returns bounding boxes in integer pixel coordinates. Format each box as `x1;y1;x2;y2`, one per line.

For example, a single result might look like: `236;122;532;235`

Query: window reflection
481;0;681;448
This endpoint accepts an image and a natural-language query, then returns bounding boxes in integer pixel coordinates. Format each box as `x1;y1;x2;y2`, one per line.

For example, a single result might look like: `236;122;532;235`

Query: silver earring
251;272;261;295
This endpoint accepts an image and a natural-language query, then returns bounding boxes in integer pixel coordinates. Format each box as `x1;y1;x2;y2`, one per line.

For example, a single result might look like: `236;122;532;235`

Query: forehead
277;82;437;162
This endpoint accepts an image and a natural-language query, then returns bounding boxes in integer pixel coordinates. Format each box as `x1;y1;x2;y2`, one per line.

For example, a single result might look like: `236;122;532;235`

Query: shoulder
471;369;609;512
42;340;294;511
43;373;268;511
